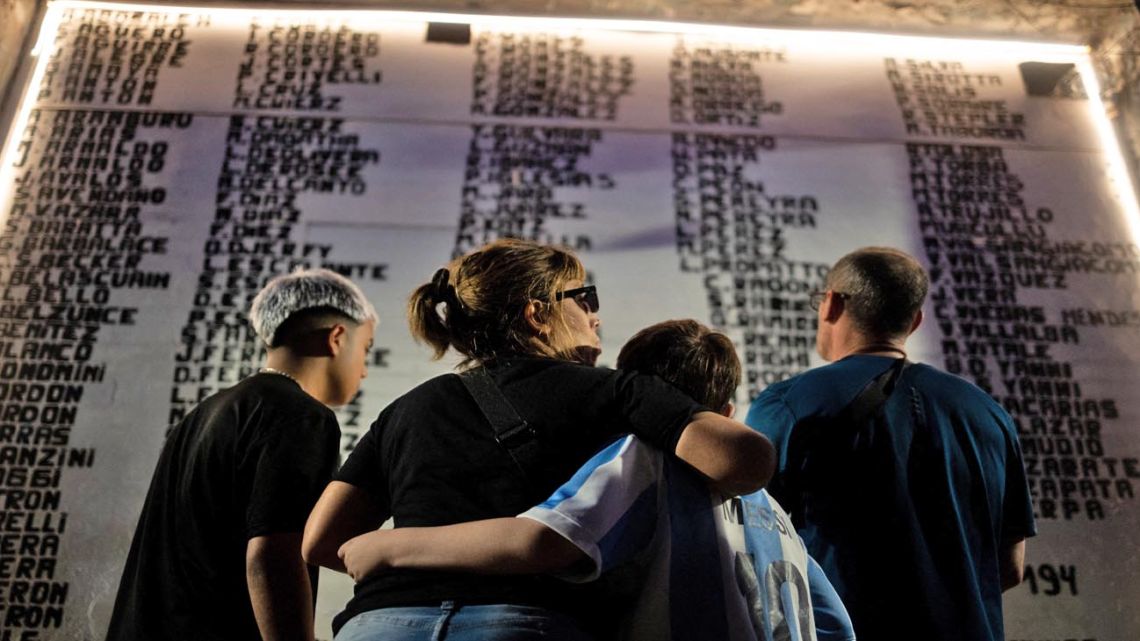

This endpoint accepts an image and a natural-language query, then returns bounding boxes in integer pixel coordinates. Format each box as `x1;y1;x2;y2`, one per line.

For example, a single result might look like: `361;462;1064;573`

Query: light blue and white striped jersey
521;435;855;641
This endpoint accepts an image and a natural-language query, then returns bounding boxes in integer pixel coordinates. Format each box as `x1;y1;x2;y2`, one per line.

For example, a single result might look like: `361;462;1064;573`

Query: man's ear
823;292;845;324
721;401;735;419
523;300;551;337
908;309;924;335
326;323;348;356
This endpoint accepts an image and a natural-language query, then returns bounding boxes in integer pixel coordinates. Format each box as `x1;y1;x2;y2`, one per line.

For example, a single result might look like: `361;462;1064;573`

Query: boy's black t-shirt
333;356;706;633
107;373;340;641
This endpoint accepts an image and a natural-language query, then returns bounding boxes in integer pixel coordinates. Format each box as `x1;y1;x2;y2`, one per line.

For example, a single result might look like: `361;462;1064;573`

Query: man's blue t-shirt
746;355;1036;641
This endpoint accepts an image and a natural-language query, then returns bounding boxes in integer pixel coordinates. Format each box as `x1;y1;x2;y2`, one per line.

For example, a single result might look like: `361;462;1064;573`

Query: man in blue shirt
746;247;1036;641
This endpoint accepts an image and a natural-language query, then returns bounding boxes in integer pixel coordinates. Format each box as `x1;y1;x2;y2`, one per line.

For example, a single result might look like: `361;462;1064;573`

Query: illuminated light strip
1075;58;1140;247
31;5;65;57
0;5;65;226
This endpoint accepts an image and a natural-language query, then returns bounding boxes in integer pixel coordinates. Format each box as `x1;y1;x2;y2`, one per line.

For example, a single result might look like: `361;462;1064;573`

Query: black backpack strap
840;358;910;425
459;366;540;480
776;358;911;524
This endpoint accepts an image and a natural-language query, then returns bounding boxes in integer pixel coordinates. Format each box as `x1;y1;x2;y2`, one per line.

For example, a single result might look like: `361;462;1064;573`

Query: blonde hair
249;267;376;347
408;238;587;365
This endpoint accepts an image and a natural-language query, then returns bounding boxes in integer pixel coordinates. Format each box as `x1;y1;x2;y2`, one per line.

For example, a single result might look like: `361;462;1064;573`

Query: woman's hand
337;530;395;582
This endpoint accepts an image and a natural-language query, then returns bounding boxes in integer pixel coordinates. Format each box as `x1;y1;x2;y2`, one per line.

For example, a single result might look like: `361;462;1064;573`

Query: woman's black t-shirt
333;356;705;632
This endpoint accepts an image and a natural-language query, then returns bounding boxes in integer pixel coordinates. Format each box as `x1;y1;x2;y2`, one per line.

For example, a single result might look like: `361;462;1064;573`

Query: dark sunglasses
555;285;599;313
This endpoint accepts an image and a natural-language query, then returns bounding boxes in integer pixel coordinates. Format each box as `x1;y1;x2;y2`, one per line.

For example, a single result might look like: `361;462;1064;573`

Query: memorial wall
0;2;1137;639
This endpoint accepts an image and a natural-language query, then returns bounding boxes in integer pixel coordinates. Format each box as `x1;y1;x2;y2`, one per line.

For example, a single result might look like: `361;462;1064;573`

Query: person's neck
842;337;907;359
262;354;331;405
827;327;907;360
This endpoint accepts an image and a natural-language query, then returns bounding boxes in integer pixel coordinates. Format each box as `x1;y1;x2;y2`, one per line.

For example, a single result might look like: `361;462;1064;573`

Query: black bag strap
840;357;910;426
459;366;540;480
776;358;911;523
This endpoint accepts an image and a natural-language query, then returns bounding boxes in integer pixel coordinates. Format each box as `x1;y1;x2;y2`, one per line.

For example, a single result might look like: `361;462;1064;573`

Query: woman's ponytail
406;269;454;359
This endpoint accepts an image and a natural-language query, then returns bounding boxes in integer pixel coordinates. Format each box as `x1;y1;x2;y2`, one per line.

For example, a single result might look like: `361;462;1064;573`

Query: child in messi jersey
337;320;855;641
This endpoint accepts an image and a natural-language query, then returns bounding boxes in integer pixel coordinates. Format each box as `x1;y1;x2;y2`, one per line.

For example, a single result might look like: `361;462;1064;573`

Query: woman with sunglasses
303;238;774;641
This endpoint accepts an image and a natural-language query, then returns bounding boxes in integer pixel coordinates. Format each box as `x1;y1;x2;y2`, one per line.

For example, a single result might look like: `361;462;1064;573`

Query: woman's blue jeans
334;602;595;641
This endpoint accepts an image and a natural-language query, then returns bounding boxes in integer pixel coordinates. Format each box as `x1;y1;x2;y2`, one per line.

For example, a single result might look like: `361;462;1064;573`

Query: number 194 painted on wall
1024;564;1078;596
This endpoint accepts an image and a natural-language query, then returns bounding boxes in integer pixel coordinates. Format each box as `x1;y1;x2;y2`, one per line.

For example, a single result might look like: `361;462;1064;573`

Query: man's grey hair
825;247;929;339
249;268;377;347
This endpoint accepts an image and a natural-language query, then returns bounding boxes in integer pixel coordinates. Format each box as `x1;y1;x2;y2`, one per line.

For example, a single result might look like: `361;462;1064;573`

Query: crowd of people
106;239;1035;641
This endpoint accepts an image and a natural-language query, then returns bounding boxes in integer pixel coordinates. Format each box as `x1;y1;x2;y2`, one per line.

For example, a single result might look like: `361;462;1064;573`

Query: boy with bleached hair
108;268;376;641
